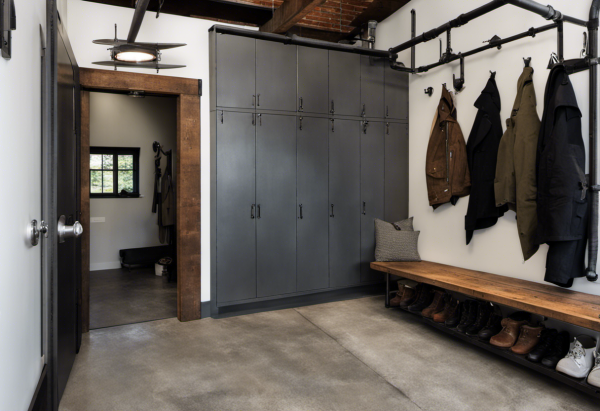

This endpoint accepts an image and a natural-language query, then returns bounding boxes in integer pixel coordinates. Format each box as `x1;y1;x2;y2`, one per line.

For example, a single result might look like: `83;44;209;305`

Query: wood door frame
79;68;201;330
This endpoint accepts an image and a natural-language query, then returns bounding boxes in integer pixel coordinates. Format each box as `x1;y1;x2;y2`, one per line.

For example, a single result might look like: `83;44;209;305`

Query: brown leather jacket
426;86;470;209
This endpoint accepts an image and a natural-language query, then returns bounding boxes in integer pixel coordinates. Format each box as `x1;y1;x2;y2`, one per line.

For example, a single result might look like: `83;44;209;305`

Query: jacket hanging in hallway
494;66;541;261
536;64;588;288
159;152;175;244
425;85;470;210
465;74;507;244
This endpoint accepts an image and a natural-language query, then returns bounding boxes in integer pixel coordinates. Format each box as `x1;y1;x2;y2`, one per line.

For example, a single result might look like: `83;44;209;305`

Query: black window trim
90;146;141;198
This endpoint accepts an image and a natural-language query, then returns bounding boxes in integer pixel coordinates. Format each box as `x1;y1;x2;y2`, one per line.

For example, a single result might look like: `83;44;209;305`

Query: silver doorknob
58;215;83;243
30;219;49;246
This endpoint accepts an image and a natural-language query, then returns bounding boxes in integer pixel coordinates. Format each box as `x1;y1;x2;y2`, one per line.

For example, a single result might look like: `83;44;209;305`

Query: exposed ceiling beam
260;0;326;34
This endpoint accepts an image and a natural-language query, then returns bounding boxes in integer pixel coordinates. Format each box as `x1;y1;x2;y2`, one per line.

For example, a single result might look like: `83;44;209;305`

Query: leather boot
466;302;492;336
398;286;418;309
389;282;405;307
511;325;545;355
433;295;458;323
407;285;434;313
477;308;503;341
541;331;571;368
456;300;478;333
422;290;446;318
445;301;462;328
490;318;528;348
528;329;558;362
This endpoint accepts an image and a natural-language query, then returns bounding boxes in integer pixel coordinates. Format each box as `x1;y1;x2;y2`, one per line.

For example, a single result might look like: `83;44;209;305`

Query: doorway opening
79;68;201;333
87;91;178;329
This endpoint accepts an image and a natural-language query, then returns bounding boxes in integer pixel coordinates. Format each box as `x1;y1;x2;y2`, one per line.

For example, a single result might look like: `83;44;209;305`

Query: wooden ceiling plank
260;0;327;33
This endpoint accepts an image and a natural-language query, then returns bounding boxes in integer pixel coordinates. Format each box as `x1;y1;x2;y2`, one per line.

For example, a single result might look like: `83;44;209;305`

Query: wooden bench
371;261;600;332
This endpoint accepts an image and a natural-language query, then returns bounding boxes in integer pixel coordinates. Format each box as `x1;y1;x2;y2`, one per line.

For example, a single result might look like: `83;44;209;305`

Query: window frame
90;147;141;198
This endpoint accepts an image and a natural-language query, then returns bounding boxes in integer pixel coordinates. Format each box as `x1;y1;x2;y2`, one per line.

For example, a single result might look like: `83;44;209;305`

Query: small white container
155;263;164;276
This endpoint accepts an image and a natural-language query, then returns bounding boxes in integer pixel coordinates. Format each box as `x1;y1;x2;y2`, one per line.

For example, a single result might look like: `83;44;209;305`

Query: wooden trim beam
260;0;326;34
80;68;198;95
80;90;90;334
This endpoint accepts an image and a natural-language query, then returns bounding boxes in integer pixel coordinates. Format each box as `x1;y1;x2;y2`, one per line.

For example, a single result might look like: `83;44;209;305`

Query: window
90;147;140;198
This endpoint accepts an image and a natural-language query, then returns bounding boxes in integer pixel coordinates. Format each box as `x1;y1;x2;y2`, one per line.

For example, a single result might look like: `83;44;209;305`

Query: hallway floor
90;267;177;329
61;296;599;411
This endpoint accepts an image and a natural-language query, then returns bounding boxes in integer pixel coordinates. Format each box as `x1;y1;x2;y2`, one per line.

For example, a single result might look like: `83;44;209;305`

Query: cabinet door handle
362;201;366;215
330;204;334;218
257;113;262;126
253;95;256;106
257;94;260;106
331;119;334;132
386;105;389;117
299;97;303;111
299;204;303;219
362;104;366;117
330;100;335;114
252;113;255;126
257;204;261;219
251;204;255;219
386;122;390;135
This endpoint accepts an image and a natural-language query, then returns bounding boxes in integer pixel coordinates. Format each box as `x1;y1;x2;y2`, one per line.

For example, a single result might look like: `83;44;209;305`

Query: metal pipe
506;0;588;26
127;0;151;43
209;25;392;59
417;23;557;73
586;0;600;282
557;20;564;61
390;0;506;54
411;9;416;71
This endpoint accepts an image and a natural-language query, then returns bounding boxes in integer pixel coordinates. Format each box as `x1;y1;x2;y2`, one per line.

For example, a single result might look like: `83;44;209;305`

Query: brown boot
422;290;446;318
511;325;544;355
433;295;458;323
398;286;418;309
490;318;528;348
390;283;405;307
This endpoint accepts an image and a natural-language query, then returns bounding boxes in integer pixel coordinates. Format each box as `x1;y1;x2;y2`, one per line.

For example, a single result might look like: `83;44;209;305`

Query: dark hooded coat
426;86;470;209
536;64;589;288
465;75;507;244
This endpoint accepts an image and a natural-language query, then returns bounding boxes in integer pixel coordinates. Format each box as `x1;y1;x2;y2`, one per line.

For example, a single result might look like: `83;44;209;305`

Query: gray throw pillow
374;219;421;262
393;217;414;231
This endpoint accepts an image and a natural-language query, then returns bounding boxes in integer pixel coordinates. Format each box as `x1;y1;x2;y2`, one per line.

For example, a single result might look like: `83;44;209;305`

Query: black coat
536;64;588;288
465;75;507;244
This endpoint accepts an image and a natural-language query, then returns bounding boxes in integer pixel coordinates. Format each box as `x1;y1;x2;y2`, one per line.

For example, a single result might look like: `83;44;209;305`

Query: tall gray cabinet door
385;122;409;222
216;111;256;303
384;65;409;120
297;117;329;292
297;46;329;114
216;35;256;109
329;119;361;287
329;51;361;117
256;114;297;297
360;56;385;118
361;122;385;282
256;40;297;112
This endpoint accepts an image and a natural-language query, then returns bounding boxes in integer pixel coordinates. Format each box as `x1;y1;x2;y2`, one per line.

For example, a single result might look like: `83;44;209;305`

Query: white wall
89;92;177;270
377;0;600;295
67;0;256;299
0;1;46;409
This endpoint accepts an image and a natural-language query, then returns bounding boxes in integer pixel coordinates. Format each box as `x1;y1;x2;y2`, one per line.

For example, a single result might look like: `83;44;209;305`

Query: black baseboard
28;365;47;411
210;283;385;318
201;301;211;319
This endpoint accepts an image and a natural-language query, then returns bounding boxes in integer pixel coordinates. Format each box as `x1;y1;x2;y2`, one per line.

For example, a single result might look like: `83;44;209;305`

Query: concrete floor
61;296;600;411
90;267;177;329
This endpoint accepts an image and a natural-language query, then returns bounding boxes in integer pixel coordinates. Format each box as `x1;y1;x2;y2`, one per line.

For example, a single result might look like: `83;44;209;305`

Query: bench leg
385;272;390;308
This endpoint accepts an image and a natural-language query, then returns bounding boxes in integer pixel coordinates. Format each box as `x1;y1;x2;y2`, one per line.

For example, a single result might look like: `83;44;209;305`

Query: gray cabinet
216;111;256;303
256;40;297;112
216;35;256;109
256;114;297;297
329;51;361;117
329;119;361;287
385;65;409;120
298;46;329;114
361;56;385;118
297;117;329;292
385;122;409;222
360;121;385;282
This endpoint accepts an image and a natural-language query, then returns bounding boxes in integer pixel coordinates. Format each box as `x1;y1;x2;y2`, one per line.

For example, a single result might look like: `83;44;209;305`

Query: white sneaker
587;350;600;387
556;335;596;378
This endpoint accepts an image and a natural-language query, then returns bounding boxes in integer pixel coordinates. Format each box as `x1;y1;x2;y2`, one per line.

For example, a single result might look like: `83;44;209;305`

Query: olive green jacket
494;67;540;261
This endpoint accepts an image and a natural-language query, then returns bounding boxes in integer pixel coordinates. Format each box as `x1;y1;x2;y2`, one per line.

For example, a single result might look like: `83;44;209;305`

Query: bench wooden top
371;261;600;331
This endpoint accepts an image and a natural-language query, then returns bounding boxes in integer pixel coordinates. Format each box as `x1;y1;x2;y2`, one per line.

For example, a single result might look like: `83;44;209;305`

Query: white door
0;1;47;409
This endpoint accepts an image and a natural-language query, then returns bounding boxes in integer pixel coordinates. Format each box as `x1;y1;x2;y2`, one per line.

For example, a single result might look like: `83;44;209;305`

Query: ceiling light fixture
113;44;157;62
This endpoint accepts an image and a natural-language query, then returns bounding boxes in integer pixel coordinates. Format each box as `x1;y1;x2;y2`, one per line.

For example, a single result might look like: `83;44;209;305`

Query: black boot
541;331;571;368
445;301;462;328
466;302;492;336
456;300;477;333
407;285;434;313
528;329;558;362
477;306;503;341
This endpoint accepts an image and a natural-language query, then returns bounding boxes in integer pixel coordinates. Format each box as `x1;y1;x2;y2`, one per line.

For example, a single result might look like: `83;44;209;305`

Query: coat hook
489;70;496;79
424;87;434;97
523;57;531;67
453;53;465;92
